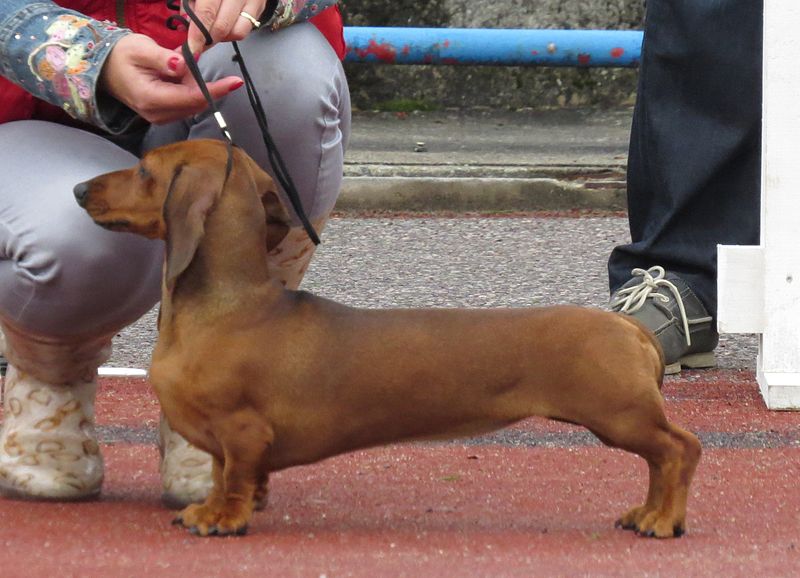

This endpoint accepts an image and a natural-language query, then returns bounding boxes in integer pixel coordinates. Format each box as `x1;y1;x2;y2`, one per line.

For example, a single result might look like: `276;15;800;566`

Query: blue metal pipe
343;27;643;68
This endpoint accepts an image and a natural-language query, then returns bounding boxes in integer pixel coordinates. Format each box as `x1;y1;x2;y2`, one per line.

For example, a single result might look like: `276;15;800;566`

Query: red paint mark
610;47;625;58
402;44;411;56
443;40;451;48
577;53;591;66
354;39;397;63
531;50;539;56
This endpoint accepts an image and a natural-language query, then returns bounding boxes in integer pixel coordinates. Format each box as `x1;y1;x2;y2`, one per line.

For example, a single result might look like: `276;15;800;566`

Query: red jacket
0;0;344;126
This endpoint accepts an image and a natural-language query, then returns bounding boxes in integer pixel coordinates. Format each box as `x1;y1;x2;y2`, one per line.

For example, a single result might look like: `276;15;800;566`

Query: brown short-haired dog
74;140;701;538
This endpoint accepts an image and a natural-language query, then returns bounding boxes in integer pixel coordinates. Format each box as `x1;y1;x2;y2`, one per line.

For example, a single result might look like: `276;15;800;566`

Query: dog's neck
166;189;285;321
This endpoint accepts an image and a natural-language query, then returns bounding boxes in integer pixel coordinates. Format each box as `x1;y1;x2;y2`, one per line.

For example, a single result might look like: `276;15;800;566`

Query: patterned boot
158;415;213;509
0;365;103;500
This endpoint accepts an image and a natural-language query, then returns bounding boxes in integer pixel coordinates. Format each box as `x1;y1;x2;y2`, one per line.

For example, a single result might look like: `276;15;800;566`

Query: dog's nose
73;181;90;206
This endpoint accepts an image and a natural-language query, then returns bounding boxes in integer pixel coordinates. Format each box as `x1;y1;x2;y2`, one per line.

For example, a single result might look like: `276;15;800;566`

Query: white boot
158;415;213;509
0;365;103;500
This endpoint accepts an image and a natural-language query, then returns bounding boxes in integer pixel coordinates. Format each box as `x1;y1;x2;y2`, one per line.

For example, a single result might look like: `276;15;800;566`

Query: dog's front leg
174;456;226;535
176;413;274;536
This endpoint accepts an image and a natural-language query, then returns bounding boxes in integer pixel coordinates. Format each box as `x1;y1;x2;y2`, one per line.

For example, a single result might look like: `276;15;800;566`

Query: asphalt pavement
108;108;758;371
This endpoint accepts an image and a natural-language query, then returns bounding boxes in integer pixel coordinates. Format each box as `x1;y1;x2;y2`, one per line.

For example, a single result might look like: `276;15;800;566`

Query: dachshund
74;139;701;538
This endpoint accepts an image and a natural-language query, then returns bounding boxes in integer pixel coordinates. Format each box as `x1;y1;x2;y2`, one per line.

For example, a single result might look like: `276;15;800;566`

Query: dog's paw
209;521;249;536
174;505;252;536
209;512;251;536
634;511;685;539
174;502;222;537
615;505;650;531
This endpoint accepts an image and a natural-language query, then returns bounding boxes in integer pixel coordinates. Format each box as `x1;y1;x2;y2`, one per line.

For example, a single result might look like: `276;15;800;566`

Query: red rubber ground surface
2;370;799;577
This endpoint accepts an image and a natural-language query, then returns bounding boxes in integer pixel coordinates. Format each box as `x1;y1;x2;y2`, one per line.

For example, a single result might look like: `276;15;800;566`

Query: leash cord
165;0;320;245
230;41;320;245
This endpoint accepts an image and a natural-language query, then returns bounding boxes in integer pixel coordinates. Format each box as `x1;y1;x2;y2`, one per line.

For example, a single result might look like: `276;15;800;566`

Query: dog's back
155;294;666;473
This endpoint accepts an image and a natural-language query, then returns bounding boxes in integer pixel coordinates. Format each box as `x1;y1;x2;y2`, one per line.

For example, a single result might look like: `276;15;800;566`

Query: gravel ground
109;215;758;371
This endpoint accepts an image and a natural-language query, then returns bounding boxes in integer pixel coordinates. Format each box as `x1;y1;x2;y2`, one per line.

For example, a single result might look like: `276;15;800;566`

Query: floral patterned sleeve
0;0;340;134
0;0;135;133
261;0;340;31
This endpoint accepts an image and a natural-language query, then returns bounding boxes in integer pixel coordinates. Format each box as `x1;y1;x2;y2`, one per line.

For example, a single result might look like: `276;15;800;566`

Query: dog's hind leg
613;459;663;533
589;405;701;538
633;422;700;538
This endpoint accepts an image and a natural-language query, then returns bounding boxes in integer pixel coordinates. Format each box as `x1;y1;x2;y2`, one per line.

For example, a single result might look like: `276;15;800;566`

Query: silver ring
239;11;260;29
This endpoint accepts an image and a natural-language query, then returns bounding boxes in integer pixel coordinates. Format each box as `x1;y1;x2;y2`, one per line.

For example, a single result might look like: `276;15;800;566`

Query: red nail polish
168;57;180;71
230;79;245;90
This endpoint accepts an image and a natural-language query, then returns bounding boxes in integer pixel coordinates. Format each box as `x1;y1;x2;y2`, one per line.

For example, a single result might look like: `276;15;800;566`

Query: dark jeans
607;0;763;319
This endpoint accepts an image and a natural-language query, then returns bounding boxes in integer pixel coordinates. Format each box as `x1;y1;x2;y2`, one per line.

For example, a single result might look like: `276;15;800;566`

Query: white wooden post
717;0;800;409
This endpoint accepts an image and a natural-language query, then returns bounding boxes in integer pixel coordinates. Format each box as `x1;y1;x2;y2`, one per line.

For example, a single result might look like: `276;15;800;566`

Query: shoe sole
161;491;199;511
0;482;101;502
664;352;717;375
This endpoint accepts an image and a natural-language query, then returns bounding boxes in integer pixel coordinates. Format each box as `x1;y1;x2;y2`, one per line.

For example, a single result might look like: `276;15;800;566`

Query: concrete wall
340;0;644;110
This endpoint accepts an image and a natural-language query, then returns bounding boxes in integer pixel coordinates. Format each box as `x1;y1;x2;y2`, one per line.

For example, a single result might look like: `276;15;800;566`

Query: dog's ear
237;150;292;251
163;165;221;291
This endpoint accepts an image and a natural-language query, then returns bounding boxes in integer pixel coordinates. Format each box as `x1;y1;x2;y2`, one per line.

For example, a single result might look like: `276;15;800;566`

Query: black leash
166;0;320;245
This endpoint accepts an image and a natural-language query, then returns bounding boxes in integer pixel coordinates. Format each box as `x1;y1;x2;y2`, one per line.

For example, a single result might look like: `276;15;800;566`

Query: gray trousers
0;24;350;373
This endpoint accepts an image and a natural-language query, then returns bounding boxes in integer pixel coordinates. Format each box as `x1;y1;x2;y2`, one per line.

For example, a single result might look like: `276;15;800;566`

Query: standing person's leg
144;23;351;507
608;0;762;373
0;121;163;499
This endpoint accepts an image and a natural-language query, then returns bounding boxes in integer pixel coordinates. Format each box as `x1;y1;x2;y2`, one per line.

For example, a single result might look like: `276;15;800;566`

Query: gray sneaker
610;266;718;375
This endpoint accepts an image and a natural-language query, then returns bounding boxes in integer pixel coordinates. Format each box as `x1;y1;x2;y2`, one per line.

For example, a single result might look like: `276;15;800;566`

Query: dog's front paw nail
172;516;183;526
211;523;249;537
614;518;636;531
673;525;685;538
189;524;217;537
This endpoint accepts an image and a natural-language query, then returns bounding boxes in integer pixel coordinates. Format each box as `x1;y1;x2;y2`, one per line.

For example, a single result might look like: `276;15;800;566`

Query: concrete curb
338;176;626;212
338;165;628;213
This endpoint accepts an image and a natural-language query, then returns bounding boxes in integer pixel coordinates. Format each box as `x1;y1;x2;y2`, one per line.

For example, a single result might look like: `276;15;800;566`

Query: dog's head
74;139;291;289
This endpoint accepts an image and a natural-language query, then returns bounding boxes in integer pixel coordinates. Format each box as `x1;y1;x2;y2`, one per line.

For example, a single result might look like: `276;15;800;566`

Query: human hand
183;0;268;54
99;34;244;124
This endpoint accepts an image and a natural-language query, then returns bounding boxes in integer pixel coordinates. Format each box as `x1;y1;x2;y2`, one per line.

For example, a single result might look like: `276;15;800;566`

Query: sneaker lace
610;266;710;347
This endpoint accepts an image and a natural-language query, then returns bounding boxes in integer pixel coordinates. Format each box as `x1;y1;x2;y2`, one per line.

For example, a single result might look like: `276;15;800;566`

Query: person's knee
0;121;159;338
179;25;349;222
203;24;347;130
4;219;162;338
